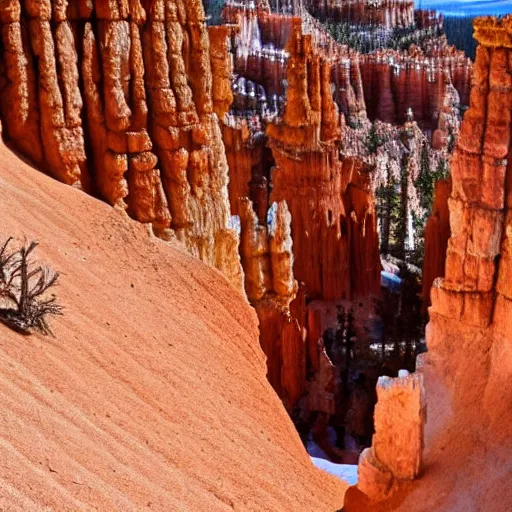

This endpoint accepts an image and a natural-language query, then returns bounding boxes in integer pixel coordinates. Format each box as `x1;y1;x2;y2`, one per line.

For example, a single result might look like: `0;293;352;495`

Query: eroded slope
0;134;346;511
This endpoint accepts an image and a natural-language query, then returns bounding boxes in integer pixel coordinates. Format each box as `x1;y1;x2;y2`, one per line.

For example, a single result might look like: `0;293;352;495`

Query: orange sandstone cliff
267;20;382;301
0;0;243;290
347;16;512;512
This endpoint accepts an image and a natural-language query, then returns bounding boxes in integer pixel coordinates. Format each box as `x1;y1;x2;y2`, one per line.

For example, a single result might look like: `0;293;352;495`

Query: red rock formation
267;21;381;301
422;178;451;310
428;14;512;437
346;19;512;510
209;25;234;120
256;299;307;411
0;0;87;185
359;47;471;131
0;0;243;290
239;198;306;411
307;0;416;29
358;372;426;501
414;9;441;30
305;338;337;415
222;121;273;223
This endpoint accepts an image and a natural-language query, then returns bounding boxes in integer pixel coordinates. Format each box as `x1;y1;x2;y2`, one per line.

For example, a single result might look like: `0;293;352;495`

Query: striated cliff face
0;0;243;290
428;14;512;443
306;0;415;29
267;21;381;301
359;46;471;131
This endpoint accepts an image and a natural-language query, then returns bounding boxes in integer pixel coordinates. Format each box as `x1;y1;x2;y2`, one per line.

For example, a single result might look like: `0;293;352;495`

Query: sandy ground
0;137;347;511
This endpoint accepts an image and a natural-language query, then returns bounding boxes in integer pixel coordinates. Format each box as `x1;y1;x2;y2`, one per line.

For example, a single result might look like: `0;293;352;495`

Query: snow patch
311;457;358;486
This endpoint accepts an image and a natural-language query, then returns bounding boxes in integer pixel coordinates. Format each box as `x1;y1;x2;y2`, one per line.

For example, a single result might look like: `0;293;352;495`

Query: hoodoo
429;15;512;440
346;14;512;512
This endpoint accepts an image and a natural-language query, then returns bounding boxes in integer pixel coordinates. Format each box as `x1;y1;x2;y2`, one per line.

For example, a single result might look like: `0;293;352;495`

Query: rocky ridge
0;0;243;290
221;1;465;411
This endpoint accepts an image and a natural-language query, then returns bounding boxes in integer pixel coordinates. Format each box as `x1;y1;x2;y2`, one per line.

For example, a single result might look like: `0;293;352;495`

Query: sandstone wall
267;21;381;301
359;49;471;131
428;15;512;434
0;0;243;290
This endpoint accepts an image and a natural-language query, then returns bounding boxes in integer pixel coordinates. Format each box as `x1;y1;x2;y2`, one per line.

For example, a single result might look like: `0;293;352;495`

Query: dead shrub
0;238;62;335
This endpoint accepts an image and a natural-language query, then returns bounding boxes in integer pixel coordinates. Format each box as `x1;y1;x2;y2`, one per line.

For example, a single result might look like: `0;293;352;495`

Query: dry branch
0;238;62;335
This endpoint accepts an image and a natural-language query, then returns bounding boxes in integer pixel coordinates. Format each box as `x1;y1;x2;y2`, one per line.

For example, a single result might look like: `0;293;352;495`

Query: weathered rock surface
0;130;348;512
0;0;243;290
428;15;512;422
239;198;306;411
267;21;381;301
359;46;471;130
422;178;451;309
346;22;512;510
357;372;426;500
208;25;234;120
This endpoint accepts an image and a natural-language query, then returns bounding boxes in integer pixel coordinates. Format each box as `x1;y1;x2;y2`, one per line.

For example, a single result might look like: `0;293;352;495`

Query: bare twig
0;238;63;335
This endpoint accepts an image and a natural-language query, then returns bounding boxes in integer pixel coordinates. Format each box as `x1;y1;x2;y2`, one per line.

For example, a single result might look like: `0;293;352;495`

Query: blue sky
414;0;511;16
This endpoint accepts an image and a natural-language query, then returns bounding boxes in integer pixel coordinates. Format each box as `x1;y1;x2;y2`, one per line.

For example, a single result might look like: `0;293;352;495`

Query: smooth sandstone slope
0;136;346;511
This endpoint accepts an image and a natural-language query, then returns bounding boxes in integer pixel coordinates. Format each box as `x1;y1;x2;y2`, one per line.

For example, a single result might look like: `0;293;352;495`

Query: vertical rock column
26;0;87;185
208;25;234;120
422;178;451;310
87;0;171;231
358;372;426;501
0;0;87;185
427;16;512;431
267;21;381;301
430;41;510;330
239;198;306;412
143;0;243;289
0;0;43;167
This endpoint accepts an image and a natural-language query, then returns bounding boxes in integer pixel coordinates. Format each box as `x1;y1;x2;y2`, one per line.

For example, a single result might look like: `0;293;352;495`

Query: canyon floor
0;132;346;511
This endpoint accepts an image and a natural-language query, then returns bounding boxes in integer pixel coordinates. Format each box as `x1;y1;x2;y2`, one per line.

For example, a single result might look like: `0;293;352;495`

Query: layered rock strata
267;20;381;301
216;2;465;416
306;0;415;29
0;0;243;290
428;14;512;439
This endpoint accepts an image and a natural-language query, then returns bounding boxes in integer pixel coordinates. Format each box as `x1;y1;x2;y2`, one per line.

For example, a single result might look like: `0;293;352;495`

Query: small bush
0;238;62;335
